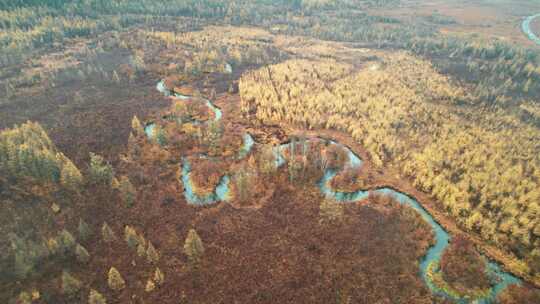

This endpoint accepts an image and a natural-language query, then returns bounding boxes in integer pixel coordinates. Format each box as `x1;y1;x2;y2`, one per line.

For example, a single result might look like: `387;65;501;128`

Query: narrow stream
150;80;521;302
148;80;254;205
181;157;231;205
522;14;540;46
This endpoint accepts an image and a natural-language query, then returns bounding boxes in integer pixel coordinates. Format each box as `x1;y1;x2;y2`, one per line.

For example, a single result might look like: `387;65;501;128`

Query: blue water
522;14;540;46
153;81;521;302
179;132;253;204
150;81;254;205
327;140;362;168
273;145;287;167
205;99;222;121
238;133;254;159
156;80;170;96
225;62;233;74
156;80;221;120
181;158;230;205
144;123;156;139
274;139;521;303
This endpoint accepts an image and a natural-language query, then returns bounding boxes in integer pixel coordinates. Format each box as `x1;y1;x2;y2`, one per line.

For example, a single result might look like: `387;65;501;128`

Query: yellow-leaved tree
107;267;125;291
0;121;81;186
184;229;204;265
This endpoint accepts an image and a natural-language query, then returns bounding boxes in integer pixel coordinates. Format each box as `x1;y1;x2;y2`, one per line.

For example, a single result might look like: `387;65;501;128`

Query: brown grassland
371;0;540;48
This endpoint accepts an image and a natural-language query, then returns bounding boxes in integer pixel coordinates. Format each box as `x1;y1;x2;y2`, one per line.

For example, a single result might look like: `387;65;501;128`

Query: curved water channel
522;14;540;46
147;80;520;302
146;80;253;205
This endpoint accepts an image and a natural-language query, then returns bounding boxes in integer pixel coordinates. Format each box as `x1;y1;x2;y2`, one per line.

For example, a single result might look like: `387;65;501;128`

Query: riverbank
289;128;539;289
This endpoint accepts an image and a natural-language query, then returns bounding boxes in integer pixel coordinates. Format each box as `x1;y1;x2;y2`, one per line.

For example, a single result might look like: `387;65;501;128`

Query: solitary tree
124;226;139;249
131;51;146;72
107;267;126;291
145;279;156;292
127;132;139;158
184;229;204;264
111;177;120;189
137;242;146;257
205;121;221;154
233;164;252;202
47;237;59;255
17;291;32;304
57;229;76;255
75;244;90;264
118;176;136;207
112;70;121;83
131;116;144;137
154;125;168;147
258;144;277;175
78;218;92;241
154;267;164;286
88;289;107;304
101;223;116;243
146;242;160;264
61;270;82;296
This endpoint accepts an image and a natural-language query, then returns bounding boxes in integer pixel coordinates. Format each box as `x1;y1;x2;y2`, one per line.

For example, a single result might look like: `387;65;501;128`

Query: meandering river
147;80;521;303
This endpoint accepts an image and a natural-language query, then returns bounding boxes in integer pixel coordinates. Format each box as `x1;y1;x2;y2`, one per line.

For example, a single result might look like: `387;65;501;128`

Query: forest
1;0;540;303
2;0;539;112
239;52;540;285
0;108;442;303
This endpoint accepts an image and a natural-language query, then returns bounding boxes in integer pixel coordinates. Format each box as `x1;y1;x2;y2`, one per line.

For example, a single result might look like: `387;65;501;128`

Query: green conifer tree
62;270;82;296
154;125;168;146
78;218;92;241
75;244;90;264
57;229;76;254
124;226;139;249
119;176;136;207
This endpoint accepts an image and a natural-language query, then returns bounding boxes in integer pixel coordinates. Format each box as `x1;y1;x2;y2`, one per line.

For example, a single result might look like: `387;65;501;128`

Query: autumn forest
1;0;540;303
